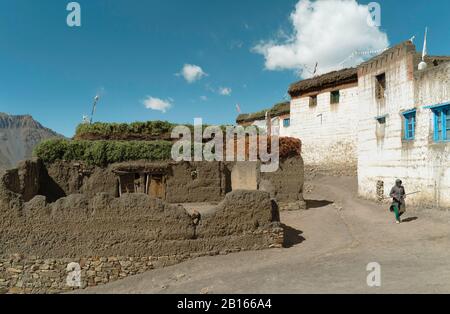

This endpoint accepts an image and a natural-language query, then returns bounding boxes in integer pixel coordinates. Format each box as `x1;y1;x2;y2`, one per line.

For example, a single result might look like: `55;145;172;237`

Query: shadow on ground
282;224;305;248
305;199;334;210
402;217;418;223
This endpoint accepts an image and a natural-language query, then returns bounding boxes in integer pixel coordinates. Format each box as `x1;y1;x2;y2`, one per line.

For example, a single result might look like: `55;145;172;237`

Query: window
375;116;386;124
432;105;450;142
330;91;340;104
375;114;387;138
283;118;290;128
402;110;416;140
376;73;386;99
309;95;318;107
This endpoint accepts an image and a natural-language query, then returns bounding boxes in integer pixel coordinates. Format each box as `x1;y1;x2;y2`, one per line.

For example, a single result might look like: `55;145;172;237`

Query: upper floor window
432;105;450;142
309;95;318;107
402;110;416;140
283;118;290;128
376;73;386;99
330;91;340;104
375;114;387;139
376;116;386;124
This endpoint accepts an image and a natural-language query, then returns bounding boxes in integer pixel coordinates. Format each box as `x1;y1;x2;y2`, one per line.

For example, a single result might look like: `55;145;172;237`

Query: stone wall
3;249;283;294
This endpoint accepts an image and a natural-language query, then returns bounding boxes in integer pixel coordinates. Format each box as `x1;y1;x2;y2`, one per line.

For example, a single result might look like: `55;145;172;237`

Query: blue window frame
431;105;450;142
283;118;290;128
402;110;416;140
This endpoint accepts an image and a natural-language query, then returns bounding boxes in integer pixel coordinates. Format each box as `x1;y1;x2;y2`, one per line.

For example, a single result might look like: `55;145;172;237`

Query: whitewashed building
357;41;450;207
288;68;360;172
285;41;450;207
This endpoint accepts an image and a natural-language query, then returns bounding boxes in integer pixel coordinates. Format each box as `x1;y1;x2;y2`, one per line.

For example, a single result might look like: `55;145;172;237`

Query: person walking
390;179;406;224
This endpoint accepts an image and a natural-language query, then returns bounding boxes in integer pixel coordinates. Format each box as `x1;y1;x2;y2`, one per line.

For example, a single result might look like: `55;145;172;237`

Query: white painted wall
278;115;292;137
357;48;450;208
249;116;291;137
289;85;359;169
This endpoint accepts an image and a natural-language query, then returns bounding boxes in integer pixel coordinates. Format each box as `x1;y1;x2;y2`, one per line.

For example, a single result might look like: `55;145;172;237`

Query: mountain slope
0;113;63;169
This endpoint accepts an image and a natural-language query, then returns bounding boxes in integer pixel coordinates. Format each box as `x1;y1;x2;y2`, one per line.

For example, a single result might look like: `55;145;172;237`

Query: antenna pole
90;96;100;124
422;27;428;61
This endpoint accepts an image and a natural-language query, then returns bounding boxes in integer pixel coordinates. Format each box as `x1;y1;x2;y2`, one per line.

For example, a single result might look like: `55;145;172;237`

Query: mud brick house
0;112;308;293
0;140;305;292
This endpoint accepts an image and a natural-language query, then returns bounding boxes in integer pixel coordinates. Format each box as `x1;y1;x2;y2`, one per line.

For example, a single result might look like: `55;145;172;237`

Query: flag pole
422;27;428;61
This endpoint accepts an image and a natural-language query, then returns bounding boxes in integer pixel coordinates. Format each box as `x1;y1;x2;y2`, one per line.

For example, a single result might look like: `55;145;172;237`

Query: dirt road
80;175;450;294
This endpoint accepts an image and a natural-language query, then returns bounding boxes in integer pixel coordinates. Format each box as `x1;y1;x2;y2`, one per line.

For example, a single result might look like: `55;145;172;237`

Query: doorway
147;174;166;199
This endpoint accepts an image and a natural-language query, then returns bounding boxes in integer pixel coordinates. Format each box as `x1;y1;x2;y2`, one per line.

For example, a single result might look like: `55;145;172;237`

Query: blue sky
0;0;449;137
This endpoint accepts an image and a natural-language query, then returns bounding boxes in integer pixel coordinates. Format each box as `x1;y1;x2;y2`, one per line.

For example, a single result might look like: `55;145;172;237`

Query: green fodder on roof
74;121;176;140
33;138;173;166
74;121;233;141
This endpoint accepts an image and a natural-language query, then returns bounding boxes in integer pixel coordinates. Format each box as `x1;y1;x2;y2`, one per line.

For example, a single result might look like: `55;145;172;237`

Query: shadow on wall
38;169;66;203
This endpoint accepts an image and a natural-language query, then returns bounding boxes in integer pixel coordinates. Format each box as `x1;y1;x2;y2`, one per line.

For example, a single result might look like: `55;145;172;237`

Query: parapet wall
260;156;306;210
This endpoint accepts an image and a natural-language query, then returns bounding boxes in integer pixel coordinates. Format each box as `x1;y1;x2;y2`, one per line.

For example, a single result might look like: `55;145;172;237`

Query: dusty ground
79;175;450;294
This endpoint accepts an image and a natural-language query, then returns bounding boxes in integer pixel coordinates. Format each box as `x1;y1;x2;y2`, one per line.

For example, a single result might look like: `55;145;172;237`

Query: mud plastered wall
260;156;306;210
41;160;228;204
24;159;303;206
229;158;305;211
165;161;228;203
0;166;283;294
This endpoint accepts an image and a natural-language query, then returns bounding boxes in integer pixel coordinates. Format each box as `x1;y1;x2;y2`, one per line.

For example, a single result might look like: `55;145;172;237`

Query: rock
86;270;96;277
6;268;22;274
39;264;50;271
94;277;103;283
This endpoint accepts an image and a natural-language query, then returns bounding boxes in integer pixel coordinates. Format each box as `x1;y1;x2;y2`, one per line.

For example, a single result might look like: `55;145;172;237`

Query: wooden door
148;175;165;199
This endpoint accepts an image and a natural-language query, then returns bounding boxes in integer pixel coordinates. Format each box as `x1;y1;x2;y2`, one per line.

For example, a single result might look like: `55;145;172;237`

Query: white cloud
200;95;208;101
253;0;389;77
178;64;207;83
142;96;172;113
219;87;232;96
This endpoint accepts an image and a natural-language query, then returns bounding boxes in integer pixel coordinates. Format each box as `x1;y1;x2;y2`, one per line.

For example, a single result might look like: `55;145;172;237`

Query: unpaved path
80;175;450;294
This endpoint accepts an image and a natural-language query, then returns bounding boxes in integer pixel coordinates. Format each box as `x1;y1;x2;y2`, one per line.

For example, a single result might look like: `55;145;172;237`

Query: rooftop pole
90;95;100;124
